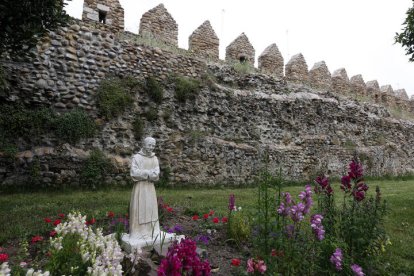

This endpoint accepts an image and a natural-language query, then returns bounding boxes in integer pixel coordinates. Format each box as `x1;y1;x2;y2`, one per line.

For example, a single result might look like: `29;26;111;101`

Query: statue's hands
149;171;159;181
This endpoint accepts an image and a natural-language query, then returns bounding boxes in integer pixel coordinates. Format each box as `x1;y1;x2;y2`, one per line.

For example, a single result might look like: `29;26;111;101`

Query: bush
79;149;114;189
54;109;96;144
174;76;200;103
132;117;145;141
145;108;158;121
96;77;133;119
145;76;164;104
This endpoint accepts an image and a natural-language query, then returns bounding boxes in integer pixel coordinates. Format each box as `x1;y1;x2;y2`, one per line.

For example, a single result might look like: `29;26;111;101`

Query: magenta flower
314;176;333;195
341;175;352;191
310;214;325;241
330;248;343;271
246;258;266;274
351;264;365;276
349;160;363;180
228;194;235;211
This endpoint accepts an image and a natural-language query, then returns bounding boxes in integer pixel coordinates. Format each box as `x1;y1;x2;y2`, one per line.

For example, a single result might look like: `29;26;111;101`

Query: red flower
231;258;241;266
203;214;209;219
53;219;61;226
167;207;174;213
49;230;57;237
212;217;219;224
58;213;65;219
31;235;44;244
192;215;199;221
208;210;215;216
271;249;285;257
0;253;9;262
44;217;52;223
87;218;96;225
221;217;228;223
107;211;115;218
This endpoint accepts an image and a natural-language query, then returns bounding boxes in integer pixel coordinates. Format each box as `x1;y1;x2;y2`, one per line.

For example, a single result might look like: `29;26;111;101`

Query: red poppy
208;210;215;216
31;235;44;244
212;217;219;224
221;217;228;223
44;218;52;223
86;218;96;225
53;219;61;226
203;214;209;219
49;230;57;237
192;215;199;221
58;213;65;219
167;207;174;213
0;253;9;262
231;258;241;266
107;211;115;218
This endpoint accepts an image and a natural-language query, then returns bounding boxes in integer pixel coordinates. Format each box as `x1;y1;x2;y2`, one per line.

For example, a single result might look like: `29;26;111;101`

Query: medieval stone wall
188;21;219;60
258;44;284;79
82;0;124;32
225;33;255;65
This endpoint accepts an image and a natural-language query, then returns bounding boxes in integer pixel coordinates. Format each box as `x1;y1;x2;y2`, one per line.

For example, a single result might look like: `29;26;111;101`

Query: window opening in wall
99;10;107;24
239;56;246;63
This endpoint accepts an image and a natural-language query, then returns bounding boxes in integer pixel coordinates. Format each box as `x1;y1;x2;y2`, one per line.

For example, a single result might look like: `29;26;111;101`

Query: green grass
0;179;413;273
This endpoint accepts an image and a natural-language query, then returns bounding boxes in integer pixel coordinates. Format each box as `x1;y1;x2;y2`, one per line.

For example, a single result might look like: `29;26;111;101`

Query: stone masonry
139;4;178;47
366;80;382;104
225;33;255;65
350;75;366;98
82;0;124;32
285;53;309;84
380;85;395;108
309;61;331;91
331;68;351;96
395;89;409;111
258;43;284;79
188;21;219;60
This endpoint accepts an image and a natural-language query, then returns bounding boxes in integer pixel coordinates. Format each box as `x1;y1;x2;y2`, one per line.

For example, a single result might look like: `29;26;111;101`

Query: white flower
0;262;11;276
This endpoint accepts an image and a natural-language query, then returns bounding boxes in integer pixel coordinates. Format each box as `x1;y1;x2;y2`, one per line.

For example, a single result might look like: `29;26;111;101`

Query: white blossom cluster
51;211;124;275
0;262;11;276
26;269;50;276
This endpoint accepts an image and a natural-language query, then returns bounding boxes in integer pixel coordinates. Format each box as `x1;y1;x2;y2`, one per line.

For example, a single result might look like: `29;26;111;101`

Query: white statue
121;137;183;253
129;136;160;238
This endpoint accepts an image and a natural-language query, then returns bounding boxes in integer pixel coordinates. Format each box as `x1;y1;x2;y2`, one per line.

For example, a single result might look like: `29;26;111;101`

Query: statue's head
142;137;156;155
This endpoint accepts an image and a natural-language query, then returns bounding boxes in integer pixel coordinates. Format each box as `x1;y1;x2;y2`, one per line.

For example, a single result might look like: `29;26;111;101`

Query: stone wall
225;33;255;65
188;21;219;60
309;61;331;91
1;20;206;110
258;44;284;79
82;0;124;32
285;53;309;84
350;75;366;97
332;68;350;96
139;4;178;47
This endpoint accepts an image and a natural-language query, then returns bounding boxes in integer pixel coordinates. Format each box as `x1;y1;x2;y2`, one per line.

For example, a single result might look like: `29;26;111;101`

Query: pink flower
351;264;365;276
247;258;255;273
49;230;57;237
246;258;266;274
0;253;9;262
256;260;267;274
208;210;215;216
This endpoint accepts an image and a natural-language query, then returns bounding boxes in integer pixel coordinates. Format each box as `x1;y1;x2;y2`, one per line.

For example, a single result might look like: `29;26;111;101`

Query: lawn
0;178;413;274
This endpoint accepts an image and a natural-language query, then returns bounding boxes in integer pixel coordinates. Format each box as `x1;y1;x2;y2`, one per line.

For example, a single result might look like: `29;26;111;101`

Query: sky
65;0;414;97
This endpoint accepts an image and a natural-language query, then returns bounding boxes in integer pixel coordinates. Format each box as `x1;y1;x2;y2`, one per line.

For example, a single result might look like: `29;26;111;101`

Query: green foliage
228;210;251;243
54;109;96;144
145;107;158;121
46;233;90;275
395;1;414;61
132;116;145;140
157;166;171;188
0;0;70;57
0;66;9;97
79;149;114;189
96;78;134;119
174;76;201;102
232;61;255;75
145;76;164;104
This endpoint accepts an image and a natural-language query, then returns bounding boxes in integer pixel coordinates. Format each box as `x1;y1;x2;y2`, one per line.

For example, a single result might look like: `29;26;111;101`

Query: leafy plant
395;1;414;61
145;76;164;104
96;77;133;119
79;149;114;189
132;116;145;141
173;75;200;103
145;108;158;121
54;109;96;144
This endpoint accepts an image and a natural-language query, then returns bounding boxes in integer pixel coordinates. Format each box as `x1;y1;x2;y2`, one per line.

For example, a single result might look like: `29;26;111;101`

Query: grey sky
65;0;414;96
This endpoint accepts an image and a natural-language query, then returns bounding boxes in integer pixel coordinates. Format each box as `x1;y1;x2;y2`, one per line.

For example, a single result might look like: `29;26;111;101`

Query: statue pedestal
121;231;185;255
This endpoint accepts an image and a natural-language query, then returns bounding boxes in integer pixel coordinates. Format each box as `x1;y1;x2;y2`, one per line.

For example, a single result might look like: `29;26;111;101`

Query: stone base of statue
121;231;185;255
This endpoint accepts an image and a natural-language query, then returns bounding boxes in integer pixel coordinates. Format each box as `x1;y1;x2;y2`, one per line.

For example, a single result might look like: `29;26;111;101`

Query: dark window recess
239;56;246;63
99;10;107;24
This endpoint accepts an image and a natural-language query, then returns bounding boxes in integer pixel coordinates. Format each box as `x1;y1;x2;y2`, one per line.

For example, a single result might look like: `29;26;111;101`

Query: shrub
79;149;114;189
174;76;200;103
54;109;96;144
96;77;133;119
145;108;158;121
145;76;164;104
132;117;145;140
232;62;254;75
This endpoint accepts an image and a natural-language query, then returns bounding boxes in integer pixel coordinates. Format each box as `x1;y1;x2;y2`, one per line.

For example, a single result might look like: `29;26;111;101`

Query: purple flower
341;175;352;191
330;248;343;271
285;224;295;238
228;194;235;211
349;160;364;180
314;176;333;195
310;214;325;241
196;235;210;245
351;264;365;276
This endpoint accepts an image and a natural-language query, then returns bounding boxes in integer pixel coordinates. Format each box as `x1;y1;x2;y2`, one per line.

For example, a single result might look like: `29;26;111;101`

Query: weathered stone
225;33;255;66
139;4;178;46
188;20;219;60
350;74;366;98
331;68;350;96
309;61;331;90
285;53;309;84
366;80;382;103
258;43;284;79
82;0;124;32
380;85;395;107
